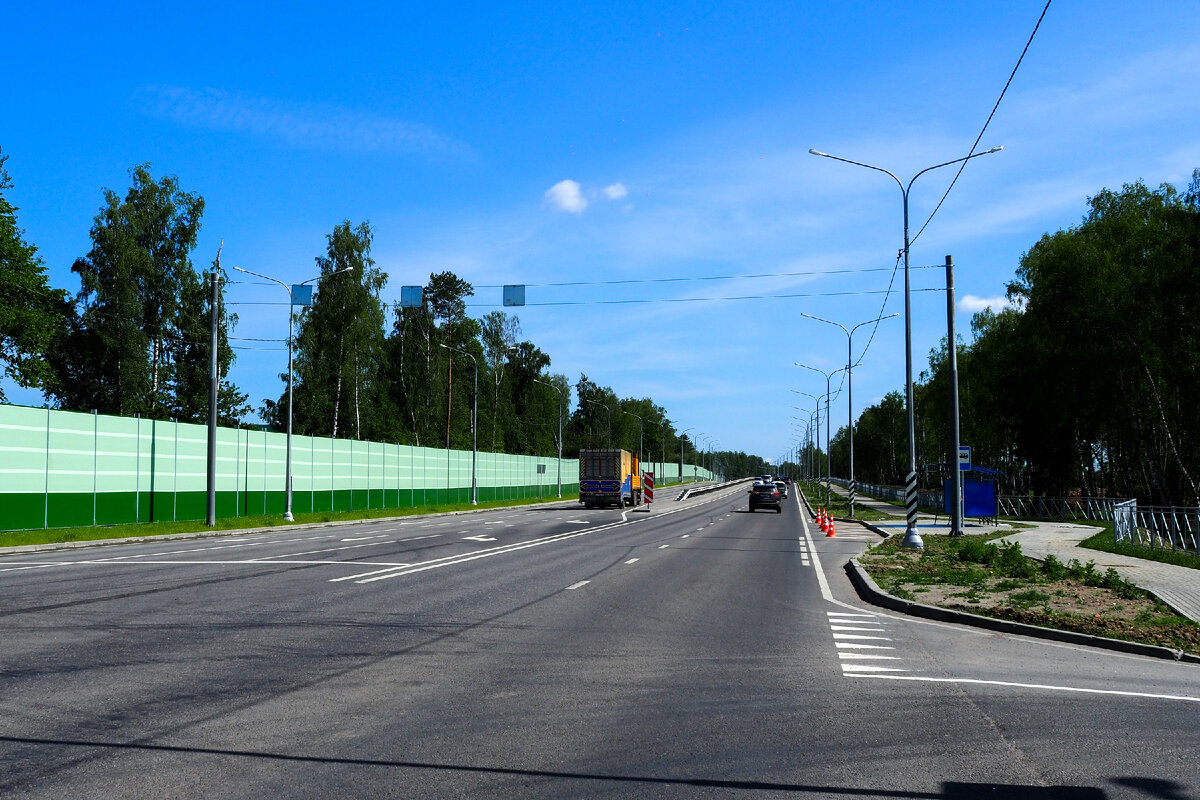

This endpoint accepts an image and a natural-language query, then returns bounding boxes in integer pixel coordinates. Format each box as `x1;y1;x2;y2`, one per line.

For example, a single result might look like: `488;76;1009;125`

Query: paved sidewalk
816;481;1200;624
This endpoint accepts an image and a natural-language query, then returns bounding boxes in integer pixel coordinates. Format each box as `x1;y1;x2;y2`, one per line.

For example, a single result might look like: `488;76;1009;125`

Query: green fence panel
0;404;710;531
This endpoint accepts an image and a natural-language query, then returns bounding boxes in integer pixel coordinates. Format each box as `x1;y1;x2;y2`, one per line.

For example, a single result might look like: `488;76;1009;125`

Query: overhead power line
909;0;1052;248
474;264;935;289
466;286;946;308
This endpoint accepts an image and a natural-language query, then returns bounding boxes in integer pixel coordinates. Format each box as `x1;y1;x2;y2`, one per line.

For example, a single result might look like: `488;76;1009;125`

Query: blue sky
4;1;1199;463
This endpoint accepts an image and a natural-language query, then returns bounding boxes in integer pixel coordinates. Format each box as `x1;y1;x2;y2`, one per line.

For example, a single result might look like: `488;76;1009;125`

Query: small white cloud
545;180;588;214
603;182;628;200
959;294;1021;314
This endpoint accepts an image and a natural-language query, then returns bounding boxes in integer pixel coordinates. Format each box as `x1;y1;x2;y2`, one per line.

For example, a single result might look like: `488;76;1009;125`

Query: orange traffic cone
825;512;837;538
815;508;824;530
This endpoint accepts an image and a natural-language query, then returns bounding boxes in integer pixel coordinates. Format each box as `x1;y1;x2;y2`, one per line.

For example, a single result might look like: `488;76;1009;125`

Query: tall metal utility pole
206;253;221;528
946;254;963;536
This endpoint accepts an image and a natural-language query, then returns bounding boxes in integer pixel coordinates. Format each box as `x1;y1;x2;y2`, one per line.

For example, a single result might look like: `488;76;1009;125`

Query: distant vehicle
579;449;642;508
748;482;783;513
774;480;788;499
759;474;774;484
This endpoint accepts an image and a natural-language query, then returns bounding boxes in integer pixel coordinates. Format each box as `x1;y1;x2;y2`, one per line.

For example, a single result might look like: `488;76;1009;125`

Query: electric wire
473;264;923;289
464;286;946;308
909;0;1052;248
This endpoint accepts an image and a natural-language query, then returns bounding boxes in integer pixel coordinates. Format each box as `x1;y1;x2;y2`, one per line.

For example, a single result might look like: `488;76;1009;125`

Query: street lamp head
809;149;827;156
985;145;1004;154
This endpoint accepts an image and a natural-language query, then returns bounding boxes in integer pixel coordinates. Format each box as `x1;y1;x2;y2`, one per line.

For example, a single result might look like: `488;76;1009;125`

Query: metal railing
995;495;1123;522
1114;499;1200;553
832;477;1135;524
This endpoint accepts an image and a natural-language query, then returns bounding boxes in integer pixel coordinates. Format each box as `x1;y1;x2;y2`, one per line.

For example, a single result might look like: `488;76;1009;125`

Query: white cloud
959;294;1020;314
544;179;588;214
136;85;472;156
603;182;628;200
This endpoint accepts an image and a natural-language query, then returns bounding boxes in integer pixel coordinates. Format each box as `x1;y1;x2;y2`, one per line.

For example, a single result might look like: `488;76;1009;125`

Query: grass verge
1078;523;1200;571
859;532;1200;655
0;494;578;549
794;481;894;522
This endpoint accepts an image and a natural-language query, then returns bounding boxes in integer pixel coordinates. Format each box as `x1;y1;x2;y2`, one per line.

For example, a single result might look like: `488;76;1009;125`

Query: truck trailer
579;449;642;508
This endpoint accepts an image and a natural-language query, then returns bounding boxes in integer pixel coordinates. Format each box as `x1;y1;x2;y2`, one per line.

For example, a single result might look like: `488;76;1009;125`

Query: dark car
748;482;782;513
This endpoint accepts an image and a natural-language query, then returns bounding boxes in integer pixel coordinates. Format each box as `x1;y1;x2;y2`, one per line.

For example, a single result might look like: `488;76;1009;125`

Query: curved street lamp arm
907;146;1004;193
809;149;903;192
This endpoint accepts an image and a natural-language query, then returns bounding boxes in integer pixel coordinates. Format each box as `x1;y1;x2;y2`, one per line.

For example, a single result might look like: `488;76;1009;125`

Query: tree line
799;170;1200;505
0;155;759;472
9;153;1195;499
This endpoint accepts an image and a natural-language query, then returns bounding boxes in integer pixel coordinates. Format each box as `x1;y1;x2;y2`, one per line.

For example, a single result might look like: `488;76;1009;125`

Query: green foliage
1041;554;1067;581
1059;558;1142;599
0;149;69;401
288;220;388;440
955;537;999;566
998;541;1038;579
840;170;1200;504
49;164;230;420
1007;588;1051;609
1079;525;1200;571
170;263;250;425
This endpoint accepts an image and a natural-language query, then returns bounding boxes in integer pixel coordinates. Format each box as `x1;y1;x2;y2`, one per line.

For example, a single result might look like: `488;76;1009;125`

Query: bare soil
860;546;1200;654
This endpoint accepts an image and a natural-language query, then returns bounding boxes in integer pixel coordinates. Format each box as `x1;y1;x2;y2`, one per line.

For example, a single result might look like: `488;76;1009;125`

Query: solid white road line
835;642;896;650
841;664;907;673
830;625;889;632
349;515;644;584
832;633;892;641
838;653;902;660
844;674;1200;703
329;565;415;582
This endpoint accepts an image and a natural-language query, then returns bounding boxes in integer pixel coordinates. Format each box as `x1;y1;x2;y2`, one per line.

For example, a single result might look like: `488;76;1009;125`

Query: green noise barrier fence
0;404;712;532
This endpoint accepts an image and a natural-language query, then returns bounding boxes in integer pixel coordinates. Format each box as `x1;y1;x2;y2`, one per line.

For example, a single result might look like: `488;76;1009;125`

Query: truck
579;449;642;508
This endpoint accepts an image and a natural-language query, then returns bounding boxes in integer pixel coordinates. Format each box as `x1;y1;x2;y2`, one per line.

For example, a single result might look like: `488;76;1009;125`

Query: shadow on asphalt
0;734;1119;797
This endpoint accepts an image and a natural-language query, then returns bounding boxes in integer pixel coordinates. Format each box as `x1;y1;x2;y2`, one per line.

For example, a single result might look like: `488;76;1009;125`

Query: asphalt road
1;485;1197;798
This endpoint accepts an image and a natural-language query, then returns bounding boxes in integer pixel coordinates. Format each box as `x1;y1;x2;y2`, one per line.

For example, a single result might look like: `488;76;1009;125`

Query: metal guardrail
829;479;941;512
832;474;1200;555
831;477;1140;524
1114;499;1200;553
995;495;1122;522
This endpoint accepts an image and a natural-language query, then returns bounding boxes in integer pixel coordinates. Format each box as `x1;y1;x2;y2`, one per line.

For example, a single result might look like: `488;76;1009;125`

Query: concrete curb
845;558;1200;664
677;479;748;502
0;498;583;557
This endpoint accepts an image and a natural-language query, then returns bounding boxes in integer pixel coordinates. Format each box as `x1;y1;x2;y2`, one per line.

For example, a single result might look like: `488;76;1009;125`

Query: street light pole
801;312;899;518
679;427;694;483
439;343;477;505
796;363;847;508
791;389;822;496
809;145;1002;548
659;418;669;486
620;409;644;464
695;434;709;482
233;264;351;522
532;376;566;498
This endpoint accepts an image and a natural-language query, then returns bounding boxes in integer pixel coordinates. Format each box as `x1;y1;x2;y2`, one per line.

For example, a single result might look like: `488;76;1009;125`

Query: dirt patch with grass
859;534;1200;655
